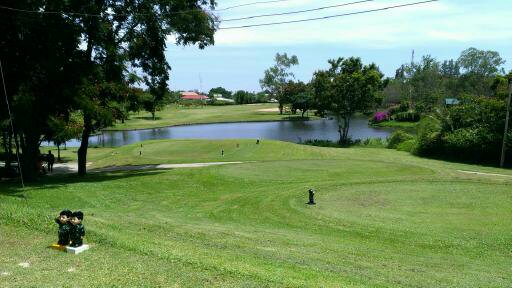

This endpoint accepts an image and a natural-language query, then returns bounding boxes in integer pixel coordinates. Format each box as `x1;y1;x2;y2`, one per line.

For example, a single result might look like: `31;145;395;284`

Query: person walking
47;150;55;173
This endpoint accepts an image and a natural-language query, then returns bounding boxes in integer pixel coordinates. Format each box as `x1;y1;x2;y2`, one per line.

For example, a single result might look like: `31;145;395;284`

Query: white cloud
193;0;512;48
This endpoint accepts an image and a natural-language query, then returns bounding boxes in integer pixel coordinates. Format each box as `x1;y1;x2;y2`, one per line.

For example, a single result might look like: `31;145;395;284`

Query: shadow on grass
0;169;168;197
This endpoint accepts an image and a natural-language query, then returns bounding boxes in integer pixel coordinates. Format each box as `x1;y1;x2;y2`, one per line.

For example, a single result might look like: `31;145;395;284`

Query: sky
164;0;512;92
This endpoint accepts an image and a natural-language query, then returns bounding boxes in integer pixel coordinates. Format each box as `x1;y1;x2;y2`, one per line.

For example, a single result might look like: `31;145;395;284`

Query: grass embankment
2;140;512;287
109;103;315;131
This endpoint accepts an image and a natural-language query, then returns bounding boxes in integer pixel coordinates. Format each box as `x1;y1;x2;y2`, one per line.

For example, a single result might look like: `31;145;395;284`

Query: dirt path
457;170;512;178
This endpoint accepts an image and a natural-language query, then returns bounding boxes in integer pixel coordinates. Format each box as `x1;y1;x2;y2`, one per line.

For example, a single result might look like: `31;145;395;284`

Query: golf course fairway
1;140;511;287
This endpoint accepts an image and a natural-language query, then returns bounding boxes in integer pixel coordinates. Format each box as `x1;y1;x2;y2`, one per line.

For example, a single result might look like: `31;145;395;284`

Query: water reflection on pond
64;117;396;147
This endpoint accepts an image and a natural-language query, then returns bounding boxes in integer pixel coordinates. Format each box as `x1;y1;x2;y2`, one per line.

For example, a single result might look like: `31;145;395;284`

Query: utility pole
500;78;512;168
199;73;205;106
408;49;415;110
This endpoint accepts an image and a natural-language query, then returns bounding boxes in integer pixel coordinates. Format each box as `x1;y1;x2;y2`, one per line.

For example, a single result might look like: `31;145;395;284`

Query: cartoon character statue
308;189;316;205
55;210;72;245
69;211;85;247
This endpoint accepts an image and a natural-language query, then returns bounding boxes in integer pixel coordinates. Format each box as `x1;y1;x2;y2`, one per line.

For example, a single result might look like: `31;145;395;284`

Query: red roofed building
181;92;208;100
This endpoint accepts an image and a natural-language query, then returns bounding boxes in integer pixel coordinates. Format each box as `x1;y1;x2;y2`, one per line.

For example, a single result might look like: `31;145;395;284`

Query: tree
209;87;232;99
71;0;217;176
415;95;510;165
440;59;461;97
395;55;444;112
381;79;403;106
233;90;256;104
312;57;385;145
458;48;505;77
260;53;299;114
293;91;314;118
45;114;83;161
1;1;218;178
141;90;168;120
282;81;311;116
457;48;505;96
1;0;84;180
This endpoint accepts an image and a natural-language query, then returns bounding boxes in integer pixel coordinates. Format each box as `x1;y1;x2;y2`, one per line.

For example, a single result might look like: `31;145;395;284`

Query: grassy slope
109;103;315;131
2;140;512;287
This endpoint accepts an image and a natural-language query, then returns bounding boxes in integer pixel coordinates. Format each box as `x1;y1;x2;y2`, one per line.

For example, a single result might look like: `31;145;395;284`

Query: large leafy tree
44;114;83;161
395;55;444;112
209;87;232;99
1;0;84;180
260;53;299;114
73;0;217;175
457;47;505;97
1;1;218;178
282;80;311;116
312;57;385;145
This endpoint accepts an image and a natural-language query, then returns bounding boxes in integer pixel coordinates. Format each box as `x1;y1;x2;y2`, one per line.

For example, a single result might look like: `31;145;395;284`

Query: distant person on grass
47;150;55;173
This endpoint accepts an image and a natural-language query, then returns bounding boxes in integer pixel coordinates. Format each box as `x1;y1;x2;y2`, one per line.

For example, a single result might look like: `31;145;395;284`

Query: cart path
51;161;247;174
456;170;512;178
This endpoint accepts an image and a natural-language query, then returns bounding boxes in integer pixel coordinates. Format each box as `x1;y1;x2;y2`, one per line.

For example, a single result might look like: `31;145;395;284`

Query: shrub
372;111;389;123
388;102;409;115
442;127;500;163
396;139;417;152
208;100;235;106
393;111;420;122
387;130;414;149
359;138;386;148
414;117;442;156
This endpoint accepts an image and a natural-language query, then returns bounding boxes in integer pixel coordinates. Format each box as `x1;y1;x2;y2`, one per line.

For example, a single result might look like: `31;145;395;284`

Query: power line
219;0;439;29
222;0;375;22
219;0;293;11
0;1;293;17
0;4;210;17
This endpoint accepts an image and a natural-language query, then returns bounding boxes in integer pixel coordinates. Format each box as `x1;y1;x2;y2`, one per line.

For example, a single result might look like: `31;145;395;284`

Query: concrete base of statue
66;244;90;254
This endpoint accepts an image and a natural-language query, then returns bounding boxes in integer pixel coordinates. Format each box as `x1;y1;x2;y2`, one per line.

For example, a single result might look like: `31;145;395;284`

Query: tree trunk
77;16;97;176
151;111;156;120
342;116;351;145
20;132;39;181
279;103;283;115
6;131;12;169
337;125;343;145
2;130;12;169
78;113;92;176
336;114;352;146
57;144;61;162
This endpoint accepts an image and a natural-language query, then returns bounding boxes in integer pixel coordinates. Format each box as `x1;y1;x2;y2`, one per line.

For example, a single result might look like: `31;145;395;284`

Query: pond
63;117;396;147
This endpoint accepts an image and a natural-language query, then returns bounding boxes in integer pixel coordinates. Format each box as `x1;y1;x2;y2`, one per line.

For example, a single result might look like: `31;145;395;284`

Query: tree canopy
312;57;385;145
1;0;218;179
260;53;299;114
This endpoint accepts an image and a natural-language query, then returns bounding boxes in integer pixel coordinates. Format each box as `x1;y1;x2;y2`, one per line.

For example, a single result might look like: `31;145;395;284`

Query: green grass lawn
109;103;315;131
2;140;512;287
